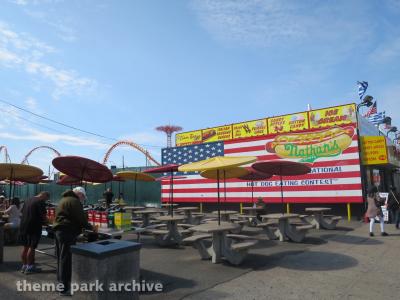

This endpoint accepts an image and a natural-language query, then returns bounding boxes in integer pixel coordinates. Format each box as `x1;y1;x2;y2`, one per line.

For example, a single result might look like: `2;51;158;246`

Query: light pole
356;95;374;215
386;127;398;138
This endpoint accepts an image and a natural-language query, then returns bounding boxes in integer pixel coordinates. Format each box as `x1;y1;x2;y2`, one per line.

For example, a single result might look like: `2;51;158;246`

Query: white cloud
0;22;96;100
0;104;109;149
369;37;400;63
378;83;400;126
24;9;77;42
190;0;371;50
25;97;37;111
119;131;166;148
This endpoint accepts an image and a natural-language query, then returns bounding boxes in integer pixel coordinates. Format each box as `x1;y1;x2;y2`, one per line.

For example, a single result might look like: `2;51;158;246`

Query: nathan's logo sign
266;126;354;162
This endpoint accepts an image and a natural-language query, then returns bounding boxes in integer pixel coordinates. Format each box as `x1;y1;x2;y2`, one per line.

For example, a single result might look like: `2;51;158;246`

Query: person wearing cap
53;187;94;295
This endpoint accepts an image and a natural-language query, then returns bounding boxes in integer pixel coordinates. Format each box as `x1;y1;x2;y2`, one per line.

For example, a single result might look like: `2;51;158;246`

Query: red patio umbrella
238;167;272;204
52;156;113;184
56;174;81;186
144;164;180;216
251;160;311;213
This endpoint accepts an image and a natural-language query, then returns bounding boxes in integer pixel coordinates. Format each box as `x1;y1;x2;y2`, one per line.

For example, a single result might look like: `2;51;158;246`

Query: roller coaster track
103;140;161;166
0;145;11;163
21;146;61;164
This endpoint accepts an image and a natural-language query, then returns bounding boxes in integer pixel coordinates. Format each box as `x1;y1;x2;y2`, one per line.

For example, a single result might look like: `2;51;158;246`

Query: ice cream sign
266;126;355;162
309;104;356;129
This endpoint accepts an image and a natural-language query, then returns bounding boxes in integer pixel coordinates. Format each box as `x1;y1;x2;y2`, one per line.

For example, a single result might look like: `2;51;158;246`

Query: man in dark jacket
19;191;50;274
387;186;400;228
103;188;114;208
53;187;93;295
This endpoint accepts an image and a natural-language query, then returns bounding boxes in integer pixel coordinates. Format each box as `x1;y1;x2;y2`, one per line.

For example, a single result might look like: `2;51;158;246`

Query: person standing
53;187;94;295
103;188;114;208
4;197;21;229
366;186;388;237
388;186;400;229
19;191;50;274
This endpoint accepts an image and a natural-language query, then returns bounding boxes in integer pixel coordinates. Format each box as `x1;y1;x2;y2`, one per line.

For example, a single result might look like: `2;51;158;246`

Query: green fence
5;166;162;207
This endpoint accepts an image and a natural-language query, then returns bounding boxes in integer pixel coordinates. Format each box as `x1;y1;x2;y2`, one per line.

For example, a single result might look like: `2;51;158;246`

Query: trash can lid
71;239;141;258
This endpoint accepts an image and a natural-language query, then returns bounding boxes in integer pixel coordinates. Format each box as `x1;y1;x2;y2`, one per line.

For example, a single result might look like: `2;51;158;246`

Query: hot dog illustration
266;126;354;162
202;129;217;141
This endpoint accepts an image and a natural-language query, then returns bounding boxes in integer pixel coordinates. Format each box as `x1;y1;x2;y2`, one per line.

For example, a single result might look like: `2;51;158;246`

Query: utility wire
0;98;163;148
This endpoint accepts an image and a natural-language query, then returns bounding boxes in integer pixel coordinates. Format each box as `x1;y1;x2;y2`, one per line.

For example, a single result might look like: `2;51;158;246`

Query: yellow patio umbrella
116;171;155;205
179;156;256;224
0;163;43;200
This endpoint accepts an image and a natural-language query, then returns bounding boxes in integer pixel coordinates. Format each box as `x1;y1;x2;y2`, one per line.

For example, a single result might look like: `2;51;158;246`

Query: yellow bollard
347;203;351;221
200;203;203;213
286;203;290;214
240;203;243;214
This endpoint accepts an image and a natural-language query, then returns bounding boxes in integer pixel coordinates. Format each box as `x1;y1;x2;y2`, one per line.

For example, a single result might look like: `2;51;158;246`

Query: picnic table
261;213;314;242
305;207;341;230
238;207;264;226
187;222;257;265
211;210;238;222
161;203;179;208
177;207;202;225
151;215;186;246
135;209;162;227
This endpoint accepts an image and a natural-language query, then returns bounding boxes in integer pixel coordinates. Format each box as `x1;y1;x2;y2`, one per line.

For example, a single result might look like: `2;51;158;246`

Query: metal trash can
71;239;141;299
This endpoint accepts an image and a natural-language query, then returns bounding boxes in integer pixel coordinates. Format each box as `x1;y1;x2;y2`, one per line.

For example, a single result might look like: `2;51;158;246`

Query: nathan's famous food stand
162;103;366;219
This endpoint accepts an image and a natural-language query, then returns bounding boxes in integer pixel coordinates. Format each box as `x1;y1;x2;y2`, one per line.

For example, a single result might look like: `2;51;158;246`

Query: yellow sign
232;119;268;139
176;130;202;146
360;136;388;165
202;125;232;142
268;112;309;134
309;104;357;129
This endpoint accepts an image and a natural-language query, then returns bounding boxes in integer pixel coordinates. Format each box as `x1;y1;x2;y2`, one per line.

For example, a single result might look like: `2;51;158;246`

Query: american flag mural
161;124;363;204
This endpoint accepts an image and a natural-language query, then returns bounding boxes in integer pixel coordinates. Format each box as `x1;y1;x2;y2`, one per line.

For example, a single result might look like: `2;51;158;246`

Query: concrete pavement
0;220;399;299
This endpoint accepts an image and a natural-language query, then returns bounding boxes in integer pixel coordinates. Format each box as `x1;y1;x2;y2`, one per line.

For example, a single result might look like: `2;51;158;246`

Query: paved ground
1;220;399;299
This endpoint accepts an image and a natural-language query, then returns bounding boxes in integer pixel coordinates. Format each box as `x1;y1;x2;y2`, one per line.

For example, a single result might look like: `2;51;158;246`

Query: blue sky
1;0;400;175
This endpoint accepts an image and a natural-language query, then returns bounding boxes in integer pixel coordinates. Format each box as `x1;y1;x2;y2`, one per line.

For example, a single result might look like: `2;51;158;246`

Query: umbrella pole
171;171;174;217
223;170;227;213
280;172;284;214
217;170;221;226
251;181;254;204
8;168;13;205
134;174;137;206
